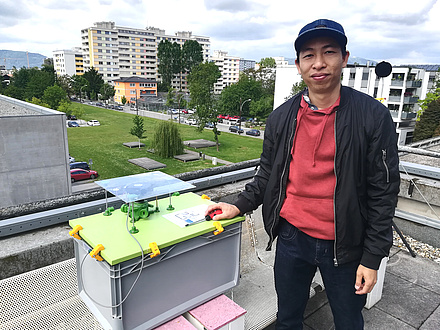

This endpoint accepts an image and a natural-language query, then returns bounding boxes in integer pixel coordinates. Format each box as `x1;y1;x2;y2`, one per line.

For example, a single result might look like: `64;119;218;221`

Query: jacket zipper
382;149;390;183
270;117;297;245
333;111;339;267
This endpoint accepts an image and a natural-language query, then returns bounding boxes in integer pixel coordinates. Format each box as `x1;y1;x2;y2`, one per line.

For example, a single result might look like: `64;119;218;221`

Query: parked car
181;109;188;114
68;121;79;127
229;125;244;134
95;102;105;107
67;114;77;120
87;120;100;126
70;169;98;183
69;155;75;163
185;118;197;125
205;122;214;128
246;129;261;136
187;109;195;114
70;162;90;170
115;105;123;111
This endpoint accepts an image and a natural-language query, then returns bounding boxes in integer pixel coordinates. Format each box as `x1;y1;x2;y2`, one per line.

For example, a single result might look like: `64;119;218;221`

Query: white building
53;48;84;76
80;21;210;91
274;61;439;145
211;50;241;94
239;59;256;71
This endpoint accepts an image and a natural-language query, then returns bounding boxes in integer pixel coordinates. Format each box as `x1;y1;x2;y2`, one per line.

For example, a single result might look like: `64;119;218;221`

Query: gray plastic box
73;222;242;330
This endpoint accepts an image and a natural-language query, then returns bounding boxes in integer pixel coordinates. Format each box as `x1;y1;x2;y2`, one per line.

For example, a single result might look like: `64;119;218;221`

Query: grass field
67;103;263;180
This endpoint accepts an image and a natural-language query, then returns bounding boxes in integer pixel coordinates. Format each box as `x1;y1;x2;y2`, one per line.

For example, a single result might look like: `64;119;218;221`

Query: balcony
401;112;417;119
389;110;399;118
389;95;401;102
403;96;419;104
406;80;422;88
391;80;404;87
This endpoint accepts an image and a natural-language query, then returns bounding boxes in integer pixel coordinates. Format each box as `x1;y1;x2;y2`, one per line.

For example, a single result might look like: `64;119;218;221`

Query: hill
0;50;47;69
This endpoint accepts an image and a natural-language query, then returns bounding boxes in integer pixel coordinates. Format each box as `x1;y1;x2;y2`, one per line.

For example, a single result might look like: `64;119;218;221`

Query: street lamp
239;98;251;135
79;84;87;104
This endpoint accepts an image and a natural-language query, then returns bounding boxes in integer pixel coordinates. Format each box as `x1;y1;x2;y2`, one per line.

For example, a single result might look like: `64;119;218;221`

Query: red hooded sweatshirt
280;94;339;240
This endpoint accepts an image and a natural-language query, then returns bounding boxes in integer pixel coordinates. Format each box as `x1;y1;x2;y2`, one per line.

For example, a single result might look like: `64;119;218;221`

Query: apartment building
80;21;211;90
239;59;256;71
274;60;439;145
113;76;157;104
53;48;84;76
342;64;439;145
211;50;241;94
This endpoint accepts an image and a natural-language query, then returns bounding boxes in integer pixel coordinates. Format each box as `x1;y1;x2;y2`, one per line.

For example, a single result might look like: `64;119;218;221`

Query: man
206;19;400;329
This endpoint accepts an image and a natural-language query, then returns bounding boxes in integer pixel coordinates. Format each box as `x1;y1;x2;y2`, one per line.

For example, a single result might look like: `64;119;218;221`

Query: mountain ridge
0;50;48;70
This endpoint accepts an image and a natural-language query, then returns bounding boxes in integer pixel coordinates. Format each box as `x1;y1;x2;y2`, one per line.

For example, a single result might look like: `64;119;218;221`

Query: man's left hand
355;265;377;295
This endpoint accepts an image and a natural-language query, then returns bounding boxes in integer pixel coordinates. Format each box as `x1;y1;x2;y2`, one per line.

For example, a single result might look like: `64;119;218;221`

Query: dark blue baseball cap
294;19;347;55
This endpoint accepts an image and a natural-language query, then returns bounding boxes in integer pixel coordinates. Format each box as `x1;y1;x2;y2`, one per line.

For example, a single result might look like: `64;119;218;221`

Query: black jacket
234;86;400;270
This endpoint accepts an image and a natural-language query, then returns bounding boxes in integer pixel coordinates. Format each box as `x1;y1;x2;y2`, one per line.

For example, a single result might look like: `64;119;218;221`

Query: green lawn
67;103;263;180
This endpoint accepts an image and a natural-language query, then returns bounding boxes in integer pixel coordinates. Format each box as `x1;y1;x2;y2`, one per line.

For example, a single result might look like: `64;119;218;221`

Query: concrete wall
0;96;72;208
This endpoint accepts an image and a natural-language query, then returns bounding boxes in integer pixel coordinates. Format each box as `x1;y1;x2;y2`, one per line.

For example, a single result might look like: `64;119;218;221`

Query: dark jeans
274;219;367;330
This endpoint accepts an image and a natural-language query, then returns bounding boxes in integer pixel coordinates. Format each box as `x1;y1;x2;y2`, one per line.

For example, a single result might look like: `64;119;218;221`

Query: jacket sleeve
233;112;277;214
361;104;400;270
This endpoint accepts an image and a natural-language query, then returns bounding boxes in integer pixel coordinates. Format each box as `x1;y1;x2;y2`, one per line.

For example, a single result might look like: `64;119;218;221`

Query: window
129;83;135;87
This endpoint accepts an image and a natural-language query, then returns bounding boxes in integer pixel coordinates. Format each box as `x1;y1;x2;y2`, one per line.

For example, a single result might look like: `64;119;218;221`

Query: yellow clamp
89;244;105;261
149;242;160;258
69;225;83;240
213;221;224;236
201;194;211;200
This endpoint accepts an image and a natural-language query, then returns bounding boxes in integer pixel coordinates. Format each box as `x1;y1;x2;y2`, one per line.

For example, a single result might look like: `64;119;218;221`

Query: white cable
79;205;146;308
400;164;440;221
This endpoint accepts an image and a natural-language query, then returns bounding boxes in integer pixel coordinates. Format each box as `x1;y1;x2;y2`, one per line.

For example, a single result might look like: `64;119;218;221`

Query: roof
113;76;158;83
397;64;440;72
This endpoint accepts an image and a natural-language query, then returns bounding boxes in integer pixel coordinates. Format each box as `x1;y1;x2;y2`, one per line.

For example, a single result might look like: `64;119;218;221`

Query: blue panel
96;171;195;203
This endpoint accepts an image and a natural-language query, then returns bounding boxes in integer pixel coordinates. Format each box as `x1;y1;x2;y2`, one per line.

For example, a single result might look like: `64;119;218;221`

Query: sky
1;0;440;66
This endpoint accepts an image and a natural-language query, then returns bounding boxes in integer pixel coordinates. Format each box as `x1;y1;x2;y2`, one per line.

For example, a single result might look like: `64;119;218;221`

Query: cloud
205;20;276;41
0;0;31;27
204;0;254;12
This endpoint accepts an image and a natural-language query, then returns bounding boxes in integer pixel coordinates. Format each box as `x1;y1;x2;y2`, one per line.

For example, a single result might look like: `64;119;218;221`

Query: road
120;105;264;139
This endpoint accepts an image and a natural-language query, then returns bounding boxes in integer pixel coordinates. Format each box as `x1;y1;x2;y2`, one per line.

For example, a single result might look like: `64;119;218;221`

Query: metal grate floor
0;258;103;330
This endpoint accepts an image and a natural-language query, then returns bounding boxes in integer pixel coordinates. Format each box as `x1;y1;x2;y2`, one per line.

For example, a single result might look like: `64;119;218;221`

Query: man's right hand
205;202;241;221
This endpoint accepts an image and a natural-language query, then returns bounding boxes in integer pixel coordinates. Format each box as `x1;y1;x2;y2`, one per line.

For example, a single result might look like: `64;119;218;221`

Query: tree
182;40;203;73
152;121;184;157
218;57;276;122
57;75;73;99
218;77;262;116
259;57;276;68
413;99;440;141
121;95;127;105
130;115;146;149
42;85;68;110
100;82;115;104
166;88;177;109
158;40;181;91
28;97;50;108
417;69;440;120
83;67;104;100
187;62;222;150
285;79;307;100
25;68;54;100
71;74;88;98
250;95;274;122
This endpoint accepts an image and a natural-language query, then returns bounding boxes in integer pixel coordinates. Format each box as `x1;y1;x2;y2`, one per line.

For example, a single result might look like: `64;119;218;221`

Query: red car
70;169;99;183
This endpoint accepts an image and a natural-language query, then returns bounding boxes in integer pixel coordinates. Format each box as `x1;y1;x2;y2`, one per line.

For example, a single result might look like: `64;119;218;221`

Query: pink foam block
188;295;247;330
155;315;197;330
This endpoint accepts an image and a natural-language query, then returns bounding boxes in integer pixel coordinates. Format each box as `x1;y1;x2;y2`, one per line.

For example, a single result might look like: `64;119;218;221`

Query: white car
87;120;100;126
184;118;197;125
